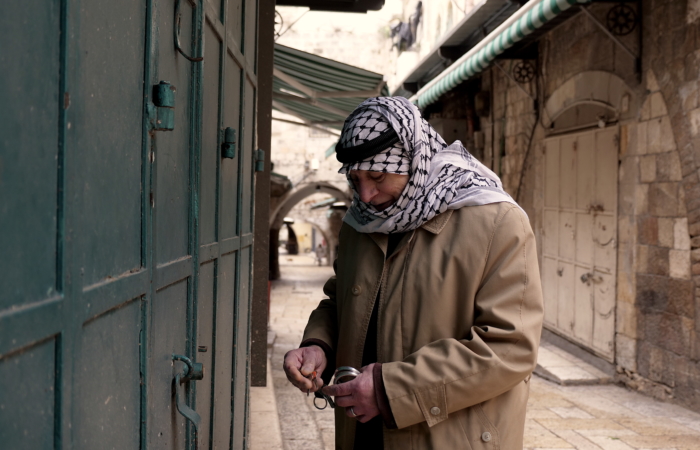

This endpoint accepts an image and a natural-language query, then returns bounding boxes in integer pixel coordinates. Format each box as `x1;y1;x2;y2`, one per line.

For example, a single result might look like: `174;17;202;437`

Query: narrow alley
252;256;700;450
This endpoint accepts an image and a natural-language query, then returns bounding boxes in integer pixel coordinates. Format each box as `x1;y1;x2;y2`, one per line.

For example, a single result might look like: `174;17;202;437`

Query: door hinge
150;81;175;131
254;148;265;172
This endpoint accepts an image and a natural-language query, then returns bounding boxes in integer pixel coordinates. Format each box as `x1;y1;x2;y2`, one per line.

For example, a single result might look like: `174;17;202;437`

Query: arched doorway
540;71;635;362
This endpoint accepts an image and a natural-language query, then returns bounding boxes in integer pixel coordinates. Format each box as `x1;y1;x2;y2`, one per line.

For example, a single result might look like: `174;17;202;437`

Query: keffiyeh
337;96;520;234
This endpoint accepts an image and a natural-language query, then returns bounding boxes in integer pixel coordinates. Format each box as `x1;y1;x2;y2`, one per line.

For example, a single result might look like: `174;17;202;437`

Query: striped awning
273;43;389;130
411;0;587;109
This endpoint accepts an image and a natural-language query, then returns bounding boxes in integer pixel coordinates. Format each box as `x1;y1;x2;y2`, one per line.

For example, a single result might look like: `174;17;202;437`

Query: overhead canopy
273;43;389;130
410;0;586;109
396;0;518;95
276;0;384;13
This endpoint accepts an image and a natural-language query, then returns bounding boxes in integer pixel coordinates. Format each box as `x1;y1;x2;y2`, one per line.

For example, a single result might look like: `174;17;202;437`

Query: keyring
313;396;328;410
312;392;336;410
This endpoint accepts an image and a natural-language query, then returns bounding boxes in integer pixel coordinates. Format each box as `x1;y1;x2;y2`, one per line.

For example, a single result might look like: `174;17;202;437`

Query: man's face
348;170;409;211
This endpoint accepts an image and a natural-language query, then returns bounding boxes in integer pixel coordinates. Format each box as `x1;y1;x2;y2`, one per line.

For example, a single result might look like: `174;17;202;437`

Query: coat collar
419;210;453;234
366;210;454;255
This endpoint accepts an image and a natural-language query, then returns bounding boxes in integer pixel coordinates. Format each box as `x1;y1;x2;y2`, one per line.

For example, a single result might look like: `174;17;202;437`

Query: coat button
430;406;440;416
351;285;362;296
481;431;492;442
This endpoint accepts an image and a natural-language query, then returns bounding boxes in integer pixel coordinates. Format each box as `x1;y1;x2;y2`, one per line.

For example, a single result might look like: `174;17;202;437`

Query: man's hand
283;345;327;393
322;363;379;423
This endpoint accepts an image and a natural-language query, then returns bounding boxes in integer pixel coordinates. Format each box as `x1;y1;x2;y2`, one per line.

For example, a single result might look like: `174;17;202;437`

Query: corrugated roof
272;43;389;130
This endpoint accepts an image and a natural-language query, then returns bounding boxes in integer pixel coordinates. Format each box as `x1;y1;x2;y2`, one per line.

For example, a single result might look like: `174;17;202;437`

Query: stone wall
464;1;700;411
633;0;700;409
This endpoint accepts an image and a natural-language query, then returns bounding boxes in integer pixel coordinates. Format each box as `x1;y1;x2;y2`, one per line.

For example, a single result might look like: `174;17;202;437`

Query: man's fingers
300;361;316;377
283;352;313;391
322;379;355;397
333;394;354;408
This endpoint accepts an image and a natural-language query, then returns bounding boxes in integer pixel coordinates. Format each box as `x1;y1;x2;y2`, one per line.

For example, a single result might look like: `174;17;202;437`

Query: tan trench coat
302;202;544;449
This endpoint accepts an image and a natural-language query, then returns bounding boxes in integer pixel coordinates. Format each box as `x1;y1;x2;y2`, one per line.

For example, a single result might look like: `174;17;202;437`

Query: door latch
172;354;204;449
580;272;603;286
222;127;236;159
151;81;176;131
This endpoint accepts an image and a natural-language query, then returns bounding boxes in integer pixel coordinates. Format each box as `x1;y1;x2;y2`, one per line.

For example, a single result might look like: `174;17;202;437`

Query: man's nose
357;181;377;203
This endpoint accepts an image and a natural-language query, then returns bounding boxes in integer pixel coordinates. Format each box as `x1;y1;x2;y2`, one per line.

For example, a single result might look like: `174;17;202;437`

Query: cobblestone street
251;255;700;450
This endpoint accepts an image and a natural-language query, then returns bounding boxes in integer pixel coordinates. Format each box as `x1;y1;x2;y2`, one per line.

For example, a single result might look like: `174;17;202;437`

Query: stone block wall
638;0;700;410
477;62;537;204
467;0;700;411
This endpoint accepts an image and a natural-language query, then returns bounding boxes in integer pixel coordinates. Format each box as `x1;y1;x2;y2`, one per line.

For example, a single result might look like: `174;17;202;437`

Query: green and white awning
411;0;587;109
273;44;389;130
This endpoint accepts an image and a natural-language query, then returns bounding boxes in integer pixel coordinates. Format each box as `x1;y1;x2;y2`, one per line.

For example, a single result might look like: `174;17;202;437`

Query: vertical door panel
0;1;65;442
543;210;558;258
200;24;223;246
575;213;593;265
576;134;595;210
542;257;559;326
0;0;60;306
232;247;252;447
594;215;616;271
196;262;216;450
243;0;257;67
241;81;256;235
74;0;147;285
154;0;194;264
228;0;244;48
595;128;618;212
148;282;189;450
212;253;236;449
0;339;56;449
557;261;575;332
558;211;575;261
544;140;559;208
593;273;615;354
573;266;593;343
559;137;577;209
221;58;242;238
74;300;142;449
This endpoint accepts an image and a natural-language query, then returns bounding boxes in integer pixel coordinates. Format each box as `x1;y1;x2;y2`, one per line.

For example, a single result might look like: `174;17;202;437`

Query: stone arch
269;181;351;279
543;71;637;130
270;181;350;229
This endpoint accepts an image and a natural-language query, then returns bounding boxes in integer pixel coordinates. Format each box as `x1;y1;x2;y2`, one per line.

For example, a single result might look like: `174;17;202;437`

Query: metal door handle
173;354;204;449
174;0;204;62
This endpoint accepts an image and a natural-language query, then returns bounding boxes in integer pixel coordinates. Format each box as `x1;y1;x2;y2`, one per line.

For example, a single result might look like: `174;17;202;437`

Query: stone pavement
251;254;700;449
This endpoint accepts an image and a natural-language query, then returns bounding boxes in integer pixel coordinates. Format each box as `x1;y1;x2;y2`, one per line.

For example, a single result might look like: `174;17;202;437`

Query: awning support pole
579;6;638;60
493;61;536;102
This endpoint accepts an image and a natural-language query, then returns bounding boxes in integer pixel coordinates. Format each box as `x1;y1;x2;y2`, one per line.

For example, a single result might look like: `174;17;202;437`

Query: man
283;97;543;449
316;243;325;266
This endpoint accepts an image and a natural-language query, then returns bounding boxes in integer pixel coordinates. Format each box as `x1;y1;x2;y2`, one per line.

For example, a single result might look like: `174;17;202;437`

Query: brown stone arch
269;181;350;279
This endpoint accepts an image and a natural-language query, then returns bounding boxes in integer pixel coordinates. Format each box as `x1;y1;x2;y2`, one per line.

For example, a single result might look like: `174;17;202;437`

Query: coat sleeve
381;206;544;429
301;258;340;360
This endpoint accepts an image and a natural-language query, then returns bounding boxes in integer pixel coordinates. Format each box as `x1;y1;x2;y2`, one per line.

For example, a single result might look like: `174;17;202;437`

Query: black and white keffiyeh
338;96;520;234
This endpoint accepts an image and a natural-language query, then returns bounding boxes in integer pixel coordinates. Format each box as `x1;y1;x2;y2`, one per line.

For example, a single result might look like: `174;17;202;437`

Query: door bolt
151;81;175;131
222;127;237;159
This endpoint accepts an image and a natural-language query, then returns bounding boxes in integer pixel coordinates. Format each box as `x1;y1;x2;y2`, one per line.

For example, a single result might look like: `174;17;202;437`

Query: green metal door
0;0;259;448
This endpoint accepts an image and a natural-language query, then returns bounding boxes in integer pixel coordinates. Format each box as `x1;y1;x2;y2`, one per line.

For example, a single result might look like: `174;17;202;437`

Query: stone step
534;341;612;385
